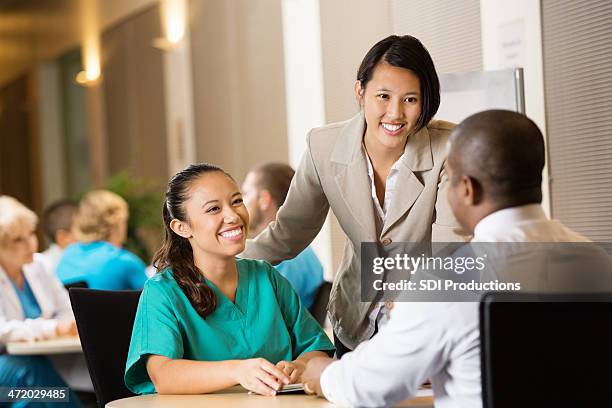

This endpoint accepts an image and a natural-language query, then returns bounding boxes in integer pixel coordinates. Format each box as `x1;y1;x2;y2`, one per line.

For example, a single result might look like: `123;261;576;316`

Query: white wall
161;3;197;176
281;0;326;166
480;0;550;216
189;0;288;180
281;0;334;279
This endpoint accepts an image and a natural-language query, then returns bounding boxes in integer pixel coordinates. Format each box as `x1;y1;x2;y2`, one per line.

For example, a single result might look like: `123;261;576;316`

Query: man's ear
354;80;364;106
258;189;274;212
463;176;483;206
170;219;192;239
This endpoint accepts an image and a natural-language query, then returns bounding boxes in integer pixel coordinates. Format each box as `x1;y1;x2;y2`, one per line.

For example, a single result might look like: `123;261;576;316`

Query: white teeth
382;123;403;132
220;228;242;238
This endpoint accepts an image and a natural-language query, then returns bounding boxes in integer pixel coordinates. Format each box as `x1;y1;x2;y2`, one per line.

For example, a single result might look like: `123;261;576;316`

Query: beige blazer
242;112;462;348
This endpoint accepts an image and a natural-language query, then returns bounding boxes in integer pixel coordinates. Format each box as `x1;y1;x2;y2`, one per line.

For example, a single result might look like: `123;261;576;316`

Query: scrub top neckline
201;261;250;316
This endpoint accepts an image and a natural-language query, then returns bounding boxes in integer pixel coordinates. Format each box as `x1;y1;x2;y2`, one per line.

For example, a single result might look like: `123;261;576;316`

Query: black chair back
64;280;88;290
69;288;141;408
480;292;612;408
309;281;332;326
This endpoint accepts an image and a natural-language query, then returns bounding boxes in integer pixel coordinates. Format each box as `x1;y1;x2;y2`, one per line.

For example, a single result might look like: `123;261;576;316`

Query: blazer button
381;238;392;246
385;301;394;310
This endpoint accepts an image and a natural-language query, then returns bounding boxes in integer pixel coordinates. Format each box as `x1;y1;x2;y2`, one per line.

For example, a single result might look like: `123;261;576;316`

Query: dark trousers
333;333;353;359
333;321;378;359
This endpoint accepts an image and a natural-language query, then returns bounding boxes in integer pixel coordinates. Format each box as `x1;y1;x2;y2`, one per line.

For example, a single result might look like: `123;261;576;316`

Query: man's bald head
446;110;545;233
448;110;545;206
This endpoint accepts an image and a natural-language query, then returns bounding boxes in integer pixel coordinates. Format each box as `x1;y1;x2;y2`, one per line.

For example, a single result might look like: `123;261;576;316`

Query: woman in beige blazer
242;35;463;355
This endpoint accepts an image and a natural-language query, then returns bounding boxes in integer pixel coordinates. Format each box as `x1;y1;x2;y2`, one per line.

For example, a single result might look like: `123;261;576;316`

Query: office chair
309;281;332;326
480;292;612;408
64;280;88;290
69;288;141;408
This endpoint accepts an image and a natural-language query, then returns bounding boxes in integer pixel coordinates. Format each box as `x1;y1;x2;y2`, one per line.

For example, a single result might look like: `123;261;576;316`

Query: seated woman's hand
234;358;290;396
276;359;305;384
56;320;78;337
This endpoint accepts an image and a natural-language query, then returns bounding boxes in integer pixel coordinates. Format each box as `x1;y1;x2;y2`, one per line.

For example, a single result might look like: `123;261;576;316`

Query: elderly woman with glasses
0;195;81;407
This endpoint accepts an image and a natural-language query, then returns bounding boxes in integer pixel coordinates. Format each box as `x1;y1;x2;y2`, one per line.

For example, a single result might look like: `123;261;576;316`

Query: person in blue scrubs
56;190;147;290
0;195;81;408
125;164;334;396
241;162;324;309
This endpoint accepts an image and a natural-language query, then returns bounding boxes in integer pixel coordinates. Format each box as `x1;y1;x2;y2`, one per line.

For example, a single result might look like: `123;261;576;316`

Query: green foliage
106;171;164;263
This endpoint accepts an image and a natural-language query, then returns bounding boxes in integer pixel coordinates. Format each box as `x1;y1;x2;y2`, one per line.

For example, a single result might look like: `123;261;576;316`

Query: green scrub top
125;258;335;394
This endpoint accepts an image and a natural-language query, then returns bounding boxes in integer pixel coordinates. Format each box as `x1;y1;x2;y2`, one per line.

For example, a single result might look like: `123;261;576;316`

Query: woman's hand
276;359;306;384
56;320;78;337
233;358;290;396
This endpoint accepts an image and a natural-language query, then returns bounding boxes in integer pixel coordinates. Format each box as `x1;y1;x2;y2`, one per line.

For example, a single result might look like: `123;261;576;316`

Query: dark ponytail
152;163;231;318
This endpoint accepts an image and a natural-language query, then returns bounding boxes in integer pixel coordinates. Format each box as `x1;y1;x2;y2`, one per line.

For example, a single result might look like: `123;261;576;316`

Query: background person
39;199;77;274
241;162;324;309
56;190;147;290
125;164;334;396
241;35;463;356
0;195;81;408
301;110;612;407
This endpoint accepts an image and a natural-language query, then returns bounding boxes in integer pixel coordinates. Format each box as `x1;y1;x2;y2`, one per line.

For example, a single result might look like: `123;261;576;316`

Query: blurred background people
56;190;147;290
39;199;78;274
0;195;81;407
241;162;324;309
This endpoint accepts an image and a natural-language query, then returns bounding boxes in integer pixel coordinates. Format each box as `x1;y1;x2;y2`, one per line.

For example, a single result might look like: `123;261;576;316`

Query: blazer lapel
382;126;434;236
334;156;378;240
331;112;378;241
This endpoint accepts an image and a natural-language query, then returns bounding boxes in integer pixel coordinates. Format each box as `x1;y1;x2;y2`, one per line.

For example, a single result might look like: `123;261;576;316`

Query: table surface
106;386;433;408
6;336;82;355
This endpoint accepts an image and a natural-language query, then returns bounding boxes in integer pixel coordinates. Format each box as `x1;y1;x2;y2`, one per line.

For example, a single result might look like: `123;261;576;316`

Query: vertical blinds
389;0;482;74
542;0;612;240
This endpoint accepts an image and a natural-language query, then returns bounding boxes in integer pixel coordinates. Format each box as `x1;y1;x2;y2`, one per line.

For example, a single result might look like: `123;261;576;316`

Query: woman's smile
218;226;244;241
380;122;406;136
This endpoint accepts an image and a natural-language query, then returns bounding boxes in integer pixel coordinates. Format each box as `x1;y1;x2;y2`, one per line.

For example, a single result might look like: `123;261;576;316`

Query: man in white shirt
302;110;606;407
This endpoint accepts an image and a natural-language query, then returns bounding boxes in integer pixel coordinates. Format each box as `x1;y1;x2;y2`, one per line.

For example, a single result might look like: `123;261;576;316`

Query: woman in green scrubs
125;164;334;396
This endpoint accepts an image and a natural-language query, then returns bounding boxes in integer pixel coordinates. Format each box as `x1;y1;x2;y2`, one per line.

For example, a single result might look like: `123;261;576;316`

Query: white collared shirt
364;147;403;222
321;204;589;408
363;148;405;339
472;204;589;243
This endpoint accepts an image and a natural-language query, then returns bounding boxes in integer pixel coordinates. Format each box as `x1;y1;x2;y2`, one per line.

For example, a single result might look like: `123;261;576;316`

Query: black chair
309;281;332;326
64;280;88;290
69;288;141;408
480;292;612;408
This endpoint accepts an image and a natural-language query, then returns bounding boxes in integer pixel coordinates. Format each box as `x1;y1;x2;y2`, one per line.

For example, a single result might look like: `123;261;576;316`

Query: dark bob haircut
357;35;440;131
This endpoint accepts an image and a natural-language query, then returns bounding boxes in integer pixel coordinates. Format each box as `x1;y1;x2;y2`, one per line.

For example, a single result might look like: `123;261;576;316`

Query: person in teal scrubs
125;163;334;396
